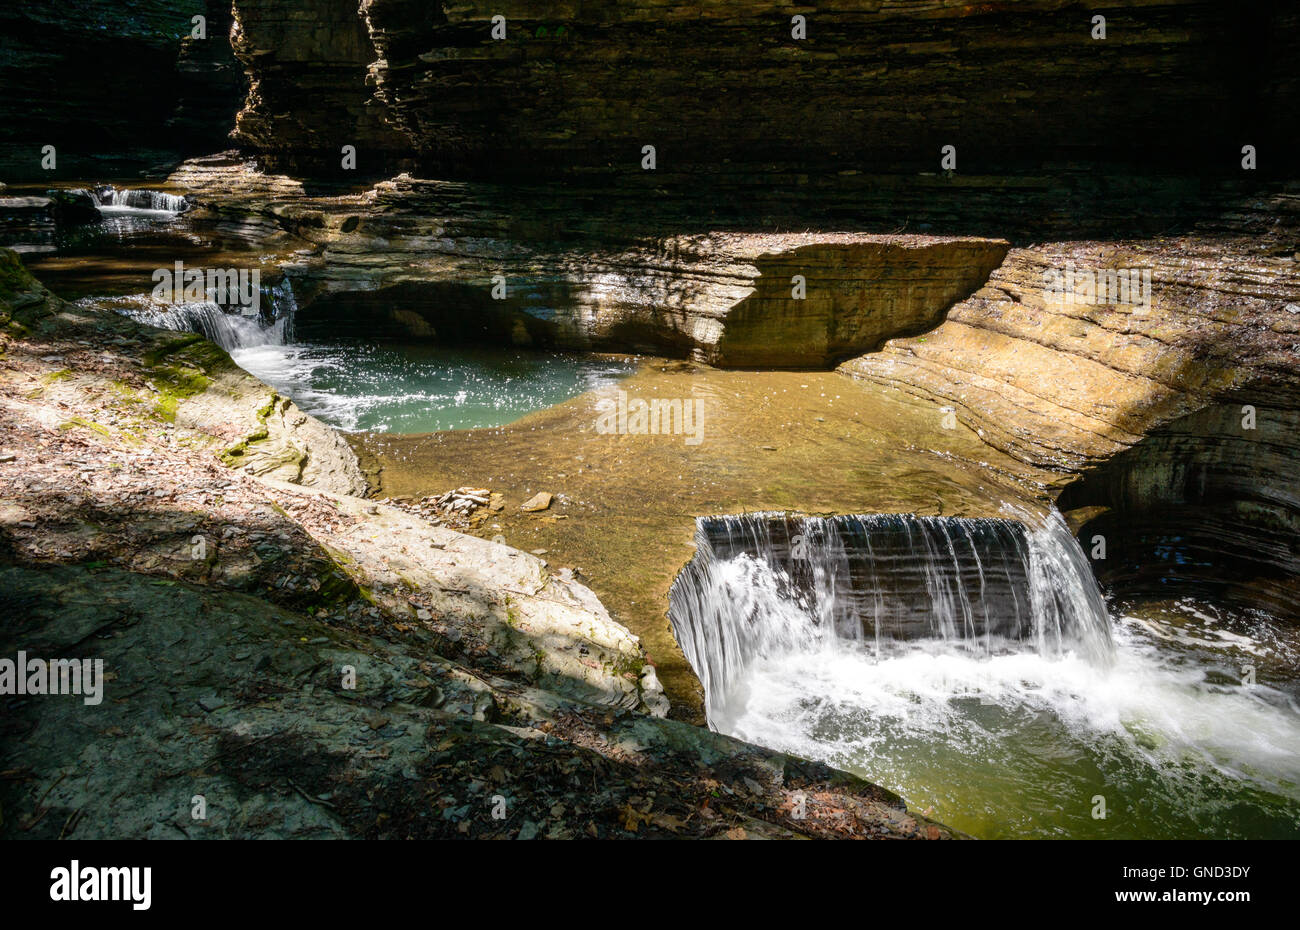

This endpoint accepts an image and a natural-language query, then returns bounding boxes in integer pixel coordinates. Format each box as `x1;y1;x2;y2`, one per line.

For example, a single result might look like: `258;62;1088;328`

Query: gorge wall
6;0;1299;621
224;0;1299;185
0;0;244;178
840;193;1300;616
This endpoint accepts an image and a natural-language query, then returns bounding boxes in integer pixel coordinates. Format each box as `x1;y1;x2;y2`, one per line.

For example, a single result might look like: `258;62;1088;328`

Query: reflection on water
2;179;293;300
19;177;1298;839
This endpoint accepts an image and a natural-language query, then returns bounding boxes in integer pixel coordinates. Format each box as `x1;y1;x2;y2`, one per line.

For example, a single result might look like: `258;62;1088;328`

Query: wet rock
520;492;552;513
44;190;100;225
840;206;1300;615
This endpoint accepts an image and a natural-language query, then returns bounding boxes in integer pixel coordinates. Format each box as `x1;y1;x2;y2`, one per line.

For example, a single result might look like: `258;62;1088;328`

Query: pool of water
712;595;1300;839
24;179;1299;839
230;338;636;433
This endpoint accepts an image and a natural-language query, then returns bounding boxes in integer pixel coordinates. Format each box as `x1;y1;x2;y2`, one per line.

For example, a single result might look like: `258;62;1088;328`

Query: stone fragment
520;492;552;512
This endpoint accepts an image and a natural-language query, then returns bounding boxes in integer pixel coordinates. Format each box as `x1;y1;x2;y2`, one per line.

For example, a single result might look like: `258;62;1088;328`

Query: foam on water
77;186;189;215
669;511;1300;838
126;300;285;350
228;340;634;433
107;290;633;433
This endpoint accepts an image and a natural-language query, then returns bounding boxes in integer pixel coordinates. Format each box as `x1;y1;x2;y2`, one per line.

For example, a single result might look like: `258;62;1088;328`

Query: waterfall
121;279;296;353
668;510;1114;722
76;186;189;213
126;301;285;351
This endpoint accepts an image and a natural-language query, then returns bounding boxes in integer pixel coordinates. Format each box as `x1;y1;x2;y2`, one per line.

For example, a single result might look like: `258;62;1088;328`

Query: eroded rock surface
840;196;1300;615
227;1;1297;182
0;562;953;839
1;250;961;838
171;157;1006;366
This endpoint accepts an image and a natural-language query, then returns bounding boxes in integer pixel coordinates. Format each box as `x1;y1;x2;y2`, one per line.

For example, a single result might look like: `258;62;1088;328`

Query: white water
108;286;635;433
669;511;1300;837
125;299;287;350
76;186;189;216
670;511;1115;722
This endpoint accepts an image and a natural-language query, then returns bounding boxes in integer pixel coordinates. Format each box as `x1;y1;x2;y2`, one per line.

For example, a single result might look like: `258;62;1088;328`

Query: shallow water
21;178;1297;838
6;180;294;300
357;362;1054;721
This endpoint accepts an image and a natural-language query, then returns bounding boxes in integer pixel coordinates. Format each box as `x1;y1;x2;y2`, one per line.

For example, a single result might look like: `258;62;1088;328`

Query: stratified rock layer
841;194;1300;614
0;250;960;839
0;1;245;177
171;156;1007;366
226;0;1299;182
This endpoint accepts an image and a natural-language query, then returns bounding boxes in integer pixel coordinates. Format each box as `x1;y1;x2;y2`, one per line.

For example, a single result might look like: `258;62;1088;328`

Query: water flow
670;511;1113;722
127;300;287;351
78;186;189;214
667;510;1300;838
108;284;635;433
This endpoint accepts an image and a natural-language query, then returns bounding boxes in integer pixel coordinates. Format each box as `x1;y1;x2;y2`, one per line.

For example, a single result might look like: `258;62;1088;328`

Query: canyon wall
225;0;1299;184
172;157;1010;365
0;0;244;178
840;193;1300;614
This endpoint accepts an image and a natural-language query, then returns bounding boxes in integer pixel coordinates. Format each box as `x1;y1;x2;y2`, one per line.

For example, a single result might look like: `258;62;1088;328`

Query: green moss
40;368;72;385
0;249;37;303
58;417;113;438
316;567;360;605
139;336;224;423
142;333;214;368
110;379;140;401
220;394;279;465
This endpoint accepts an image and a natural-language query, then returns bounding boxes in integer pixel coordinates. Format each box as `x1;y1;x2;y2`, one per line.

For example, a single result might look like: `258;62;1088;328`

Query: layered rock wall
0;1;244;178
226;0;1300;183
840;193;1300;614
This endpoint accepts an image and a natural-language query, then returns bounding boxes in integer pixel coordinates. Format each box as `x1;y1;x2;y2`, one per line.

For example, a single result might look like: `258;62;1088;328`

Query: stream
10;181;1298;840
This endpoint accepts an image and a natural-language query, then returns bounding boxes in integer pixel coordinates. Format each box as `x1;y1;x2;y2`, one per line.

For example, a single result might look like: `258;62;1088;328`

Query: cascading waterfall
116;278;295;353
126;300;288;351
667;509;1300;838
78;186;189;213
670;510;1113;721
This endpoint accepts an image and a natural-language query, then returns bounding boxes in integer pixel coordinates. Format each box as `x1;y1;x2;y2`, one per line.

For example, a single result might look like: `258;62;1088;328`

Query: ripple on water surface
718;600;1300;839
230;339;636;433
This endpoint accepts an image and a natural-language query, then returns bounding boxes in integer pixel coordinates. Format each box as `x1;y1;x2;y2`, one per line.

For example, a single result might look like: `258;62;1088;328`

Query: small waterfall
127;301;286;351
78;186;189;213
121;279;296;353
669;510;1114;722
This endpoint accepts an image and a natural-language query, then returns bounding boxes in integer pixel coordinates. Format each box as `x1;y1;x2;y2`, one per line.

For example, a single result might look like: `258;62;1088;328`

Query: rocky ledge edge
0;249;957;839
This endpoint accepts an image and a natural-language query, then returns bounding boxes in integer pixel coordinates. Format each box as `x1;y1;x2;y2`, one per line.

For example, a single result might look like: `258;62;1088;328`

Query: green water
229;338;636;433
721;598;1300;839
